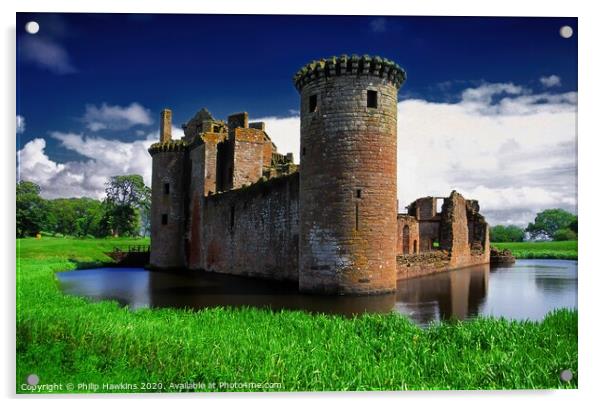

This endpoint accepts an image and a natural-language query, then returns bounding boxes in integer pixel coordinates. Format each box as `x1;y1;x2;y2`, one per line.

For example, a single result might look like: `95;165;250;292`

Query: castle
148;55;490;295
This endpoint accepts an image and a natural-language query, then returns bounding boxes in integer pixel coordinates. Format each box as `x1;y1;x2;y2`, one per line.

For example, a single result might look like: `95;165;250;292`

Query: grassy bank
492;240;577;260
17;237;577;392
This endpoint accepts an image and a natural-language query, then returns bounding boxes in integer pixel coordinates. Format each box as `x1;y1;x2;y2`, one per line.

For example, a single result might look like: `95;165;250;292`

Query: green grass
17;237;577;392
493;240;578;260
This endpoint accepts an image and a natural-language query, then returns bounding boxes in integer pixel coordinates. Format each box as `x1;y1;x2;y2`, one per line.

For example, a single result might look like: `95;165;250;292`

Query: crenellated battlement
148;139;188;156
293;54;407;92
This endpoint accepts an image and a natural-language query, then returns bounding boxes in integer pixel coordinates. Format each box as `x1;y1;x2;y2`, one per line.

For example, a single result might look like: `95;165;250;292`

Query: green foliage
553;228;578;241
16;181;48;237
17;238;577;392
493;241;577;260
526;209;577;240
103;175;150;237
569;218;578;234
490;225;525;242
47;198;105;237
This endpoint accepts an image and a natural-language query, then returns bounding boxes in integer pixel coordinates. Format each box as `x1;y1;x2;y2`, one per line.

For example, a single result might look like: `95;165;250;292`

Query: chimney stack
160;109;172;143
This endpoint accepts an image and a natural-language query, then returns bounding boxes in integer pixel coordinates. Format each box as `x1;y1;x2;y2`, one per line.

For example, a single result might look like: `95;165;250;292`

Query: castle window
161;214;168;225
355;202;360;231
163;183;170;195
367;90;378;108
230;205;235;231
309;94;317;113
356;189;362;199
302;147;306;156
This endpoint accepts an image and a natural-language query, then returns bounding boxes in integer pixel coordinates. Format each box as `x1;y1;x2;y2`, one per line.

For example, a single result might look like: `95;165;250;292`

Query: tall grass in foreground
16;238;577;392
493;240;577;260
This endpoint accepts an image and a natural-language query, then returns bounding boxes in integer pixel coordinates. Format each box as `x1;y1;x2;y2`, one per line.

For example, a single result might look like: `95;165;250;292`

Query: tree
16;181;48;237
47;198;106;237
526;209;577;240
103;175;150;237
553;228;577;241
490;225;525;242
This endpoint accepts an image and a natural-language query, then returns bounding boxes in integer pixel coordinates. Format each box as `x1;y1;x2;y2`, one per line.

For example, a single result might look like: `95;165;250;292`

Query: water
56;259;577;325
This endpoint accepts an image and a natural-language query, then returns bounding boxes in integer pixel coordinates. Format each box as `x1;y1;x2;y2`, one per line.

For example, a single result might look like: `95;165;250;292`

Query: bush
553;228;577;241
490;225;525;242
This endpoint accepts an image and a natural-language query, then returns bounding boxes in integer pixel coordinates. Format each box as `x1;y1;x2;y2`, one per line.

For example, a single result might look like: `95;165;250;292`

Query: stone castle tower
294;55;406;294
149;109;187;269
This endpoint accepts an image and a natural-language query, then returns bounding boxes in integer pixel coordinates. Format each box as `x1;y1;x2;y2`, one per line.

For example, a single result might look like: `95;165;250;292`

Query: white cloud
16;115;25;134
370;18;387;33
540;75;562;87
17;127;184;199
83;102;153;131
19;36;77;74
253;116;300;163
257;82;577;226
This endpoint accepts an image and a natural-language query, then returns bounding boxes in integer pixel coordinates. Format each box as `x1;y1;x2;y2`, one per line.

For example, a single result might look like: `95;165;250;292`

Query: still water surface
57;259;577;325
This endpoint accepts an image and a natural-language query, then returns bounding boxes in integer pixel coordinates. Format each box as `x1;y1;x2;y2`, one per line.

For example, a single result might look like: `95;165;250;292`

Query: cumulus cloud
540;75;562;87
17;127;184;199
16;115;25;134
259;82;577;226
82;102;153;131
19;35;77;74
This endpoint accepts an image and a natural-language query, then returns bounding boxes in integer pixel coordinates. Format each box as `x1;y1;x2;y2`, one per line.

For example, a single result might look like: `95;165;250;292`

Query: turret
148;108;187;270
294;55;406;294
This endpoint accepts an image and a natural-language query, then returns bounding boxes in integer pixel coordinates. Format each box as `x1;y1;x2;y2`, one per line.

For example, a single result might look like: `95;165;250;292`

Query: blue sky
16;13;578;225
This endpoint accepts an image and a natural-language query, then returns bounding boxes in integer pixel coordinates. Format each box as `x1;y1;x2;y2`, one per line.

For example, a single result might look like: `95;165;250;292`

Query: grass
16;237;577;392
492;240;578;260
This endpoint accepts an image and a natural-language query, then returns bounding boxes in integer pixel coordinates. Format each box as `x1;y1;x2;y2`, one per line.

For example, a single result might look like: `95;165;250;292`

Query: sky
16;13;578;226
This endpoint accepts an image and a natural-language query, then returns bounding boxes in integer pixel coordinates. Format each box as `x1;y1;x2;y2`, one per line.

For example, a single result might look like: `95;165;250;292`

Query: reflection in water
56;259;577;324
395;265;489;324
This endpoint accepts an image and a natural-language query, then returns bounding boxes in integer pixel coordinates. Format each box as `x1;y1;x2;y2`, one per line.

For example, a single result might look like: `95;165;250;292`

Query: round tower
293;55;406;295
148;109;187;270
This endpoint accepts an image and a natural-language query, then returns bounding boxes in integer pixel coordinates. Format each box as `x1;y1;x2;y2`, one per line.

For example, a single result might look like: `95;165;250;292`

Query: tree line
16;175;150;238
490;208;578;242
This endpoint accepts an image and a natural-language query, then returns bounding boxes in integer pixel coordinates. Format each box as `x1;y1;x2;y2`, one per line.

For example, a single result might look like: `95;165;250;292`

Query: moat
56;259;577;325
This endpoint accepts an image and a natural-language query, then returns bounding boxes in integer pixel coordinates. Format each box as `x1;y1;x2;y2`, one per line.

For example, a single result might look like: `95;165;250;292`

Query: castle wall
197;172;299;282
149;150;187;269
232;128;266;189
187;143;206;270
396;215;420;255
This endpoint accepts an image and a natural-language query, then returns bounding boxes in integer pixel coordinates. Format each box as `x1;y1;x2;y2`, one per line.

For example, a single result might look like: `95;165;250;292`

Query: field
16;237;577;392
492;240;578;260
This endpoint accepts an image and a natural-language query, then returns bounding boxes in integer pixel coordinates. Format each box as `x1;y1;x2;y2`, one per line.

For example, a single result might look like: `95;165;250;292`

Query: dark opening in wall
356;189;362;199
367;90;378;108
229;205;235;231
309;95;317;112
355;202;359;231
163;183;170;195
413;240;418;254
302;147;306;156
161;214;168;225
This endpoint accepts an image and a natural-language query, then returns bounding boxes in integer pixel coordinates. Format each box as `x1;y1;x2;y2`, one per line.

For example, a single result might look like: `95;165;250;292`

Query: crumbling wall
396;215;420;255
440;191;471;268
396;251;450;280
198;172;299;282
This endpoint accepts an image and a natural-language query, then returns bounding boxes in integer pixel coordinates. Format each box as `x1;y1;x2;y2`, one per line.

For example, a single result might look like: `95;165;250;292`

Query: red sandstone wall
232;128;265;189
396;215;420;255
198;172;299;281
